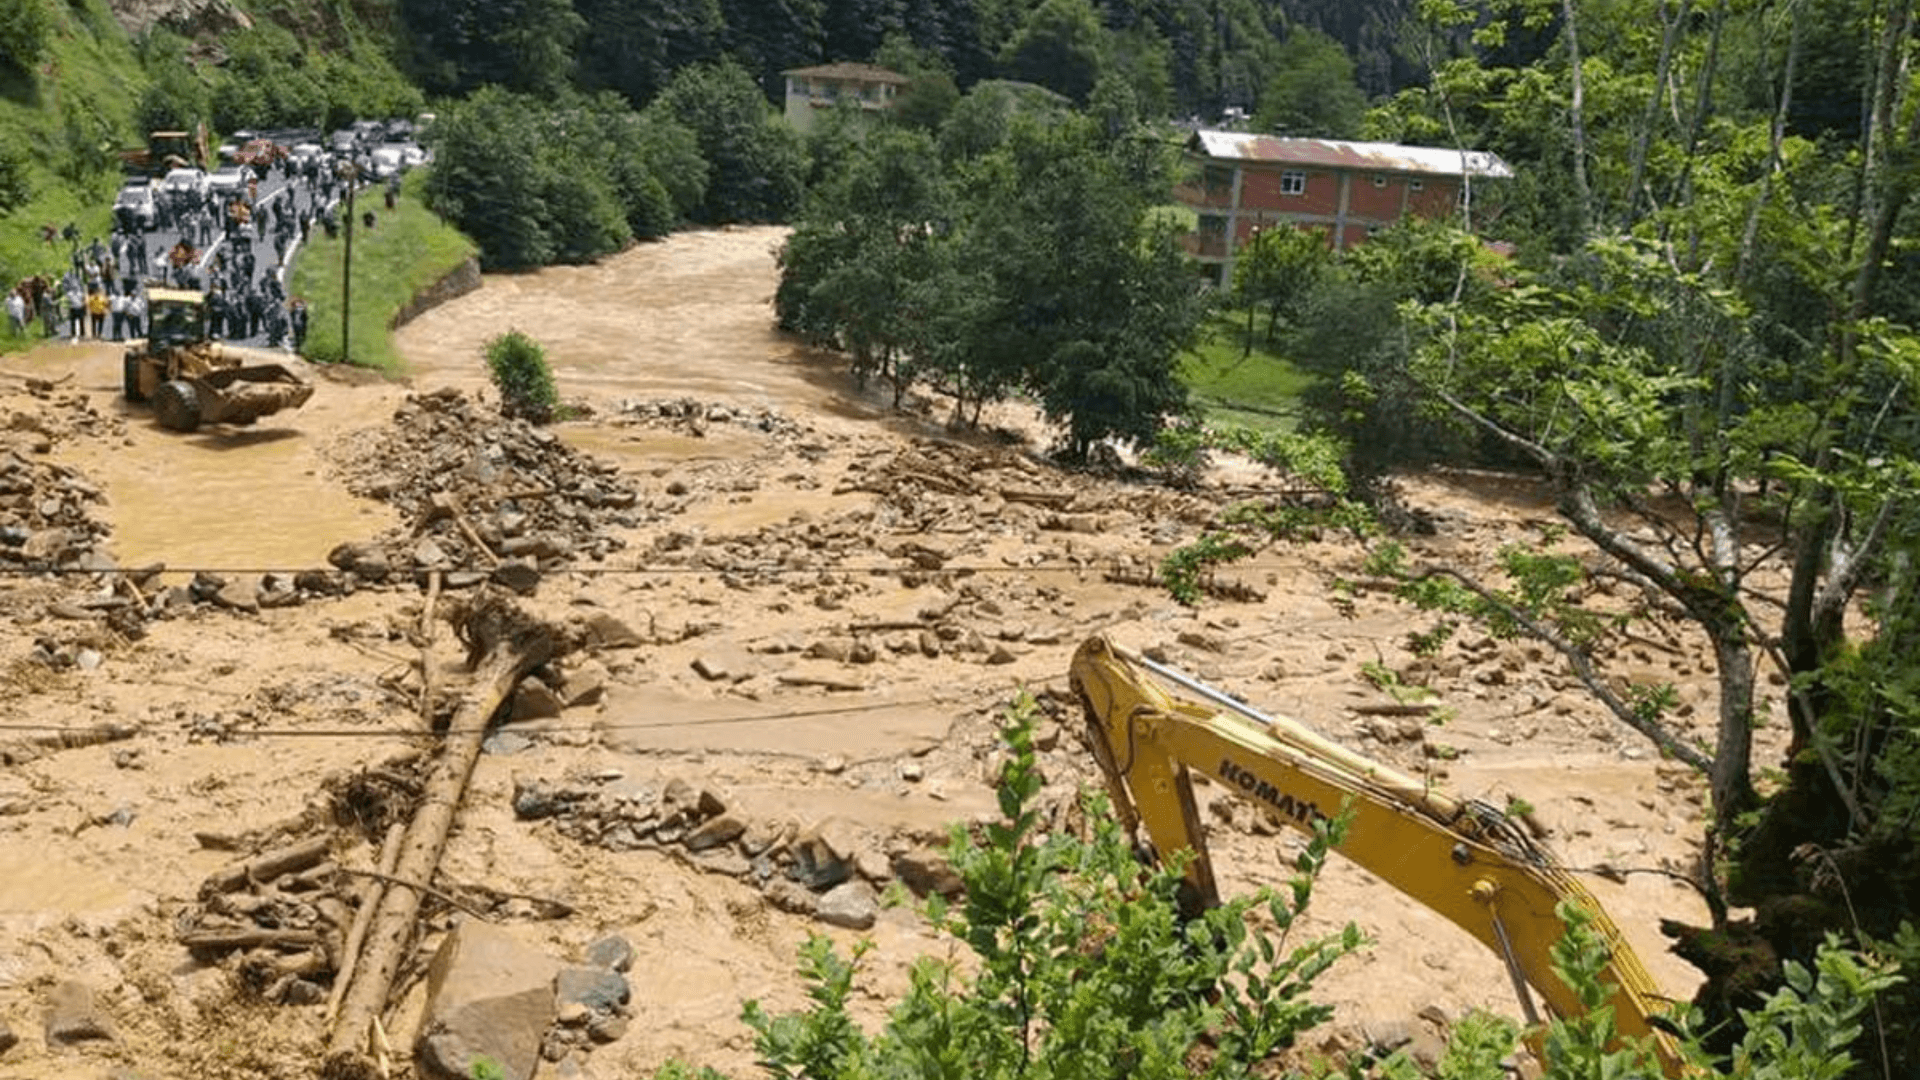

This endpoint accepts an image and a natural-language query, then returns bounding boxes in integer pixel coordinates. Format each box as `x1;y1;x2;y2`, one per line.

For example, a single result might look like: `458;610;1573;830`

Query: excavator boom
1068;634;1683;1075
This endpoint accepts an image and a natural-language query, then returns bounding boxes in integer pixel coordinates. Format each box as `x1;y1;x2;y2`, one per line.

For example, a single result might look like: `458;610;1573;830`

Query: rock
510;681;564;722
815;881;879;930
855;848;892;882
212;579;260;613
416;920;562;1080
763;878;817;915
513;779;568;820
740;817;790;857
293;568;341;595
986;645;1018;665
805;638;852;662
0;1017;15;1055
560;662;609;708
483;731;533;755
43;979;116;1045
692;647;752;682
556;1002;591;1026
283;979;326;1006
581;612;643;649
692;847;752;878
554;966;630;1014
586;1014;630;1043
491;559;542;595
414;537;450;568
584;934;634;974
685;813;747;851
892;849;964;897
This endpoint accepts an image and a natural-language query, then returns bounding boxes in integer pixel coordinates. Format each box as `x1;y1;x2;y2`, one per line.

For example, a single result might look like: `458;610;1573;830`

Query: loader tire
153;380;202;432
123;353;145;403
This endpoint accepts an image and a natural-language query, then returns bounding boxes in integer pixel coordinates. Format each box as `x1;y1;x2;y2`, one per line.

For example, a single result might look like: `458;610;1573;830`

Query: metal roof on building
782;62;910;84
1188;130;1513;179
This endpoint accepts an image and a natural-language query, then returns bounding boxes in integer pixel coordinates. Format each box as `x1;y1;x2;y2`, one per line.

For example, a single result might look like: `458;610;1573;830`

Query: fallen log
199;835;333;897
323;590;558;1080
179;927;321;955
326;823;403;1027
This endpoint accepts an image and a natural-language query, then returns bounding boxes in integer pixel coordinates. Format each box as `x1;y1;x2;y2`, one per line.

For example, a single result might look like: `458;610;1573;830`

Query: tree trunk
322;592;558;1080
1623;0;1687;230
1562;0;1594;240
1736;0;1803;285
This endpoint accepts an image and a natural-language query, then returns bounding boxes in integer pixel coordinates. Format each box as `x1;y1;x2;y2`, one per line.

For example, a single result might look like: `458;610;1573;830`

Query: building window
1410;178;1425;192
1373;174;1388;188
1281;170;1306;196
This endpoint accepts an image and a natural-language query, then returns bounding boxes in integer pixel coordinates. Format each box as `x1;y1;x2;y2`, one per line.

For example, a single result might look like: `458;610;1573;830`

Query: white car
208;166;249;201
290;142;325;168
113;183;157;230
369;145;407;180
160;167;209;201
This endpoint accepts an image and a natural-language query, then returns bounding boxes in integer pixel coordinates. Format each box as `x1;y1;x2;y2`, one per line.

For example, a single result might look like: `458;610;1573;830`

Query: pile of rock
513;773;963;931
0;450;113;576
615;397;807;440
332;388;642;582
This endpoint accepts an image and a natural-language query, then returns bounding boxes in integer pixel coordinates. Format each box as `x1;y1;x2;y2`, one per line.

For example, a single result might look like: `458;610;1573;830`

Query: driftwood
1351;703;1439;717
326;823;404;1026
200;835;333;897
323;591;558;1080
0;722;139;765
180;927;322;954
999;487;1075;508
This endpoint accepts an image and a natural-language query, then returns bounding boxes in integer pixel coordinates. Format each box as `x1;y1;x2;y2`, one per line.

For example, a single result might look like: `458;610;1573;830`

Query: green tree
397;0;585;97
1254;28;1367;137
653;59;804;223
484;329;558;422
999;0;1110;104
1230;222;1334;351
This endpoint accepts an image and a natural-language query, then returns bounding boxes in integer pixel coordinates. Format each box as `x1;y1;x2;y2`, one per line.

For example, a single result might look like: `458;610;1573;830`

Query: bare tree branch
1410;565;1714;773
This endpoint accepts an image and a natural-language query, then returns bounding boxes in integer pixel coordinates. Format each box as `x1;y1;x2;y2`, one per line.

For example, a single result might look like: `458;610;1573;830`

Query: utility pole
336;159;356;364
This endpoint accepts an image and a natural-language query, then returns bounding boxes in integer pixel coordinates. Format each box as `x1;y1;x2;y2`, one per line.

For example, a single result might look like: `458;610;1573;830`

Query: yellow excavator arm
1068;634;1683;1075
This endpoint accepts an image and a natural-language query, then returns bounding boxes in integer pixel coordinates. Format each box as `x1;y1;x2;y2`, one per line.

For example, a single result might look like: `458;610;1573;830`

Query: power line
0;696;960;741
0;559;1301;578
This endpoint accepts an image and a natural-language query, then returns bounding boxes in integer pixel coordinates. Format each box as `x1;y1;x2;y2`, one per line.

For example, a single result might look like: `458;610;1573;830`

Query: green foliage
484;329;558;423
678;694;1365;1080
1255;29;1368;138
1000;0;1109;104
0;0;53;75
424;87;704;268
653;59;804;224
398;0;584;97
0;131;30;213
467;1056;506;1080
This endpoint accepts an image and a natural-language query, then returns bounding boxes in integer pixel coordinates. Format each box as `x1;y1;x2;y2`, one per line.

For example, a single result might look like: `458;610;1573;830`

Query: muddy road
0;226;1742;1079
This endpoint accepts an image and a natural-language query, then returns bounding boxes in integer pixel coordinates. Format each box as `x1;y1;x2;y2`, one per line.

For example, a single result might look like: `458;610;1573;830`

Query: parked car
290;142;325;169
160;167;209;202
368;145;407;180
208;166;249;201
113;182;157;231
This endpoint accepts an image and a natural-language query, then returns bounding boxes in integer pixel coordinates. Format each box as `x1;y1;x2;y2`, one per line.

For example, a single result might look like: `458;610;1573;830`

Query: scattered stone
510;681;565;722
763;878;817;915
491;559;542;595
815;881;879;930
892;849;963;897
554;966;630;1014
484;731;534;756
0;1017;15;1055
559;662;609;708
586;1014;630;1043
43;979;116;1046
584;934;635;974
685;813;747;851
581;612;642;649
416;921;562;1080
556;1002;591;1027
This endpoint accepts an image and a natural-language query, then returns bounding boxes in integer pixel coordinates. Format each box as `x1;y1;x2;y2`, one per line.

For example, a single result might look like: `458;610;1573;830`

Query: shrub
484;330;556;423
0;0;53;75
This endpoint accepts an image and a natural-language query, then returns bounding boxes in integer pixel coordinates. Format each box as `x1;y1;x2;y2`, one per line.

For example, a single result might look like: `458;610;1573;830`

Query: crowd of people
2;145;368;351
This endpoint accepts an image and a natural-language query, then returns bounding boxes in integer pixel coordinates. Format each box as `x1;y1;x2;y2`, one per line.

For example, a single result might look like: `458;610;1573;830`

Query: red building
1177;131;1513;285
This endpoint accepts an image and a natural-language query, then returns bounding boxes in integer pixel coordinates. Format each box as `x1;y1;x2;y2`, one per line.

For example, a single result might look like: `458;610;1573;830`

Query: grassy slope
288;169;477;374
1180;310;1315;432
0;0;147;354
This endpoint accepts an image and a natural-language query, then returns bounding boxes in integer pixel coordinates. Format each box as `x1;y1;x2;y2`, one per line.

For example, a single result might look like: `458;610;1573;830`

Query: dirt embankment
0;227;1748;1079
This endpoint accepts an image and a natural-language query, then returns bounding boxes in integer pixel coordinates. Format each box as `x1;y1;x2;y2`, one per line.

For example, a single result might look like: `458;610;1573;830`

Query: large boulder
416;921;562;1080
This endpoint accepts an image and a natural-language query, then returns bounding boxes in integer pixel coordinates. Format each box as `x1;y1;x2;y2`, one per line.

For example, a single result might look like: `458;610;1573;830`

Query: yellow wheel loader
122;289;313;432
